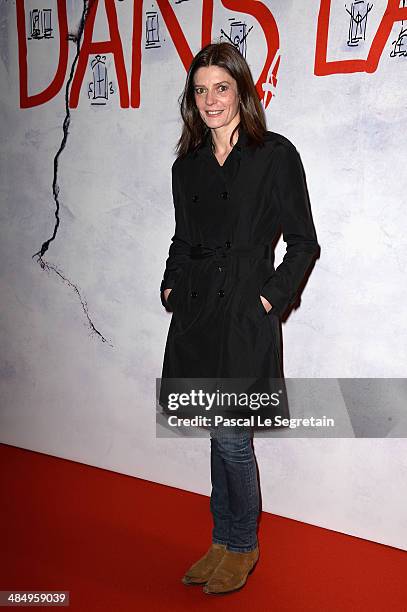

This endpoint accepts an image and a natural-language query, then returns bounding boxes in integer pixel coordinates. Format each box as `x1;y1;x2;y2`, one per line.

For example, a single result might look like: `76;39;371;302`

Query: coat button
218;289;225;297
220;191;229;199
218;266;223;272
192;194;199;202
191;290;198;298
225;241;231;249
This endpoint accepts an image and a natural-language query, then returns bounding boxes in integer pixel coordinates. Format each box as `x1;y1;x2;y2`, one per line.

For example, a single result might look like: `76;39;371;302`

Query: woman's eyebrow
193;81;231;87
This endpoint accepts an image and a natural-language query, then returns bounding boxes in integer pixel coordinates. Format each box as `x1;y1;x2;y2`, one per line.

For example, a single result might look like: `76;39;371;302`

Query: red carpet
1;443;406;611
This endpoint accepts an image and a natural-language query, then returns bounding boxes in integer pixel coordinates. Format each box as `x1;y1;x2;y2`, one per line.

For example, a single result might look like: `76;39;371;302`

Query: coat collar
194;126;249;159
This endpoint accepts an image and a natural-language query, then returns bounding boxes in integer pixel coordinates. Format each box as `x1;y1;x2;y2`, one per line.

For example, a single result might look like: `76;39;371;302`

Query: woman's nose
205;89;215;104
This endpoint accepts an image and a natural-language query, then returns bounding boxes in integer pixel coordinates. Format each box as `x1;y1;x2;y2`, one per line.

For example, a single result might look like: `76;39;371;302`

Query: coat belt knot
189;243;270;260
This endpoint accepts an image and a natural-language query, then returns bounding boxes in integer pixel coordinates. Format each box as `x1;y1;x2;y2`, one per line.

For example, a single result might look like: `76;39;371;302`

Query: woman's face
193;65;240;130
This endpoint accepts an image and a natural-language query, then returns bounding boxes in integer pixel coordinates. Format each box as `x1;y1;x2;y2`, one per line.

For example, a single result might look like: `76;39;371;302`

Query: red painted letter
16;0;69;108
70;0;129;108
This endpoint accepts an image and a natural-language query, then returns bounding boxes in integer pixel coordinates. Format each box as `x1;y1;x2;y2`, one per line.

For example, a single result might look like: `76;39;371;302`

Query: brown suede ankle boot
203;546;259;594
181;543;227;585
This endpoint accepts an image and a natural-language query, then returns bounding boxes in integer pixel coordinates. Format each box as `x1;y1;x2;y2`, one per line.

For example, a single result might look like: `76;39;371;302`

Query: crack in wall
32;0;113;347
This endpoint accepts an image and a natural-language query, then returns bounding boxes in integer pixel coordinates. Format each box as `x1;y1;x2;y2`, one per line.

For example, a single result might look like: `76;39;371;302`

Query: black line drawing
145;11;160;48
220;19;253;58
390;0;407;56
28;8;53;40
32;0;113;346
88;55;115;105
345;1;373;47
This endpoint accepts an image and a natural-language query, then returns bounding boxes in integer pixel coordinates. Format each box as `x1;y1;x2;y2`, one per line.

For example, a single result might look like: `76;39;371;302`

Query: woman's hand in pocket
163;288;173;304
260;295;273;313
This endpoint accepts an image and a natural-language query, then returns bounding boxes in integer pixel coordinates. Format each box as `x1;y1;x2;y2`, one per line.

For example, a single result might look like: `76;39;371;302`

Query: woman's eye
194;86;228;95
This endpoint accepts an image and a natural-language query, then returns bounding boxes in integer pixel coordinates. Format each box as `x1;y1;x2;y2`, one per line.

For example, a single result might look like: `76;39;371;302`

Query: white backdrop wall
1;0;407;551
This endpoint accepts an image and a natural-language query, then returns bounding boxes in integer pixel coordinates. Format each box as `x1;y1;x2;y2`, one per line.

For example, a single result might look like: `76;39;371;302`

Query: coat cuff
260;247;319;319
160;290;172;312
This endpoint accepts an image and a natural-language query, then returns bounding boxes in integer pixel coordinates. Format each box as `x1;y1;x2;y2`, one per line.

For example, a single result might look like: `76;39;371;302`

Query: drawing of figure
390;0;407;57
30;9;41;39
346;0;373;46
90;55;108;102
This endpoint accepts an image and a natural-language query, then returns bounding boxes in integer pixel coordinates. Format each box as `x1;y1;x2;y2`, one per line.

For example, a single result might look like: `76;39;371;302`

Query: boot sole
181;577;208;586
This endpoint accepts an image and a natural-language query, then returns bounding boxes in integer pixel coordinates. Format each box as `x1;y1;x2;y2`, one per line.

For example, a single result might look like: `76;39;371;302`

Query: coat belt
189;243;270;259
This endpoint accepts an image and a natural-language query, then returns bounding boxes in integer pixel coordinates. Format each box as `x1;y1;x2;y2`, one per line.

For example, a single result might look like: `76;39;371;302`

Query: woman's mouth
206;110;224;116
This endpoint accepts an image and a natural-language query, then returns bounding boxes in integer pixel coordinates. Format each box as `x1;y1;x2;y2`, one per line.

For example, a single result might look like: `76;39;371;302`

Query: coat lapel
195;127;250;192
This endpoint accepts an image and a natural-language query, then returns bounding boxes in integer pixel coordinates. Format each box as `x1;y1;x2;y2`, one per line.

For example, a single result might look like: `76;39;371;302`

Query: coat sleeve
160;159;191;311
260;142;320;319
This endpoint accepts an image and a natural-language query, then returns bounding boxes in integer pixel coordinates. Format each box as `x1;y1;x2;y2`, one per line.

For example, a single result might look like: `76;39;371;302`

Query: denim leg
210;435;231;546
209;426;260;553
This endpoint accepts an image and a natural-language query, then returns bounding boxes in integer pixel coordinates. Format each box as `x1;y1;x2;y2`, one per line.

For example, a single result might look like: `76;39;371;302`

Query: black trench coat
158;128;320;420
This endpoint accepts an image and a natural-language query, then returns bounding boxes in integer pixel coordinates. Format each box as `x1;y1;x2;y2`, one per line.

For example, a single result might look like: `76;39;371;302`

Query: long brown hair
174;42;267;159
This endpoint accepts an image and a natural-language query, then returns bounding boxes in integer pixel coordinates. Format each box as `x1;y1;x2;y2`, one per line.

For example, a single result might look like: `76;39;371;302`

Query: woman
159;42;320;595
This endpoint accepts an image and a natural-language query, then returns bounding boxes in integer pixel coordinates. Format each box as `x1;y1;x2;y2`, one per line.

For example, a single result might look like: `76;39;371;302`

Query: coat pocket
169;264;203;334
250;291;269;322
166;287;176;309
166;267;188;311
238;285;268;324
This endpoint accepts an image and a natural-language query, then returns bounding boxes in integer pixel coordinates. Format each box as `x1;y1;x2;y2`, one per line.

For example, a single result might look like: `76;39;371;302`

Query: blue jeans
209;426;260;553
